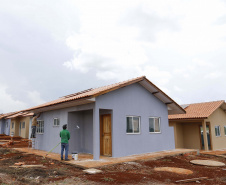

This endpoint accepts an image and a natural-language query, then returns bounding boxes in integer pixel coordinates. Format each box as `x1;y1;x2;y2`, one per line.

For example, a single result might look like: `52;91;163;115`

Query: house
169;100;226;151
0;112;18;135
23;76;185;160
5;112;34;139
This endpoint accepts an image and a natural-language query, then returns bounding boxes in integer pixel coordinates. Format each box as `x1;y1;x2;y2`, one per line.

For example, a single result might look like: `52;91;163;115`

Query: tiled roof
22;76;185;114
23;76;146;111
5;112;34;119
168;100;225;120
0;111;20;120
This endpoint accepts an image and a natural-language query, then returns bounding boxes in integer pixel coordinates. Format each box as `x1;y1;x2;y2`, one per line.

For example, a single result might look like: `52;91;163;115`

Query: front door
100;114;112;156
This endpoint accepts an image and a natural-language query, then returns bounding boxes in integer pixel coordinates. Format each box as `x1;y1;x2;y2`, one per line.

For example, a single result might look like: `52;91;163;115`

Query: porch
67;108;113;160
170;120;211;151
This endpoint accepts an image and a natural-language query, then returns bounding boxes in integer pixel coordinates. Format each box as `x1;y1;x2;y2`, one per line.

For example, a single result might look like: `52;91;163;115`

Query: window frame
215;125;221;137
224;126;226;136
36;120;44;134
11;122;14;129
53;118;60;127
149;117;161;134
126;116;141;134
22;122;25;129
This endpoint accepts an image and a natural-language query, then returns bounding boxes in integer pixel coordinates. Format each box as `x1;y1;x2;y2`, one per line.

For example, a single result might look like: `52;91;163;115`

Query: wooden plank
175;177;208;183
9;164;46;168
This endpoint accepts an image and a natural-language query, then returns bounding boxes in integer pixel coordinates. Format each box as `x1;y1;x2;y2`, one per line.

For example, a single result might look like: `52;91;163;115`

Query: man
30;113;41;138
60;124;70;161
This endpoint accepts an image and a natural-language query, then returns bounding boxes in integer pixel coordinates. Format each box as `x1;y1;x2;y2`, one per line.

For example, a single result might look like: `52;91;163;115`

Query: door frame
100;114;112;156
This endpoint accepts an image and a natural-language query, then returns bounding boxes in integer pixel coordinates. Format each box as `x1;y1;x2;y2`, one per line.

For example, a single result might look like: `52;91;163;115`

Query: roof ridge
182;100;224;106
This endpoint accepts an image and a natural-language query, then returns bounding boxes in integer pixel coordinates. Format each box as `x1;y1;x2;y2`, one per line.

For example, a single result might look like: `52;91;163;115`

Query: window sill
37;133;44;135
126;133;140;135
149;132;161;134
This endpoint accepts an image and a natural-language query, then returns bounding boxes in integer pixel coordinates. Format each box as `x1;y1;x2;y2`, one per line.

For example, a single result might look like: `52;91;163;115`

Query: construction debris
14;162;25;166
83;168;103;174
190;160;225;167
175;177;208;183
9;164;46;168
154;167;193;175
0;134;31;148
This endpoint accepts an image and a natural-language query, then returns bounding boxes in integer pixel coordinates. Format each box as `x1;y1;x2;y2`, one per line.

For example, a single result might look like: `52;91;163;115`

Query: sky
1;0;226;113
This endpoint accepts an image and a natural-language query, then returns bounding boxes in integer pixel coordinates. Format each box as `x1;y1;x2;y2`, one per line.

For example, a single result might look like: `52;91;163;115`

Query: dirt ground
0;148;226;185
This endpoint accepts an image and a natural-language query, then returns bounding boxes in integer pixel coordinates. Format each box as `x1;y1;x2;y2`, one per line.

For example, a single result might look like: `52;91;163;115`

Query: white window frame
36;120;44;134
149;117;161;133
215;125;221;137
53;118;60;126
11;122;14;129
126;116;141;134
224;126;226;136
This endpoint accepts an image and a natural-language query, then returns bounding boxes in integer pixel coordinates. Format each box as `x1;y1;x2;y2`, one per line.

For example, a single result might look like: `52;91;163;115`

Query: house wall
18;117;31;138
68;110;93;154
95;83;175;158
34;103;94;154
169;121;201;150
4;119;11;135
207;108;226;150
182;123;201;149
169;122;184;148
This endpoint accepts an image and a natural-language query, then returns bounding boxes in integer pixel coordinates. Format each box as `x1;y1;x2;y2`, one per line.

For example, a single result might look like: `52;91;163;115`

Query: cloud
0;84;27;113
27;91;45;105
121;5;180;42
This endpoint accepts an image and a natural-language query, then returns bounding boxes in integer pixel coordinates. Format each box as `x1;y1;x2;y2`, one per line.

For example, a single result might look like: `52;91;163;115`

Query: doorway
200;124;211;150
100;114;112;156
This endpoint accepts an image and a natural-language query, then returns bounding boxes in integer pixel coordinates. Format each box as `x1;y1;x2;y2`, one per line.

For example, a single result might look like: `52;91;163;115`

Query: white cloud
27;91;45;105
204;72;223;79
0;84;27;113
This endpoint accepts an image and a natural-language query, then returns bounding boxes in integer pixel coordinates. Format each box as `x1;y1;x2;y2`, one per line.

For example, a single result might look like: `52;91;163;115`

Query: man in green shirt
60;124;70;161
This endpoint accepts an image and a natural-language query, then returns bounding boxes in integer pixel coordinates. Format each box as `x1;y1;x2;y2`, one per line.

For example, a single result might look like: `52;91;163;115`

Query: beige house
6;112;33;139
169;100;226;151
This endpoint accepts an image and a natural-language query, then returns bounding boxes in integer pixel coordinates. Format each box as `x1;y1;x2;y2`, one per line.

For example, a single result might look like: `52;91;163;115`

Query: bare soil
0;148;226;184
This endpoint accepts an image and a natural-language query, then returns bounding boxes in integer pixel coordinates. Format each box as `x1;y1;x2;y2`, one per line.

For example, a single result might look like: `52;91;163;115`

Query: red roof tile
22;76;185;114
168;100;225;120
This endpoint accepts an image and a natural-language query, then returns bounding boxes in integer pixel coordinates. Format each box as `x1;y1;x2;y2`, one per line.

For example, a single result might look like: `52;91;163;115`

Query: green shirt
60;129;70;143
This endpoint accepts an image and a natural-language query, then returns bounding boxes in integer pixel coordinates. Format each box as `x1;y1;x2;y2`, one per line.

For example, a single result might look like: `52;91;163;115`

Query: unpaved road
0;148;226;184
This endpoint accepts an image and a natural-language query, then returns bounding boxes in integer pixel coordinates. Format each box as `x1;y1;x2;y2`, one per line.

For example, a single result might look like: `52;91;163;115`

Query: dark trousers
61;143;69;160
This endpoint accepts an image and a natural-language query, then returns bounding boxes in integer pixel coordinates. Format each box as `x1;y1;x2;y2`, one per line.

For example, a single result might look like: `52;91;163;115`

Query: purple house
24;76;185;160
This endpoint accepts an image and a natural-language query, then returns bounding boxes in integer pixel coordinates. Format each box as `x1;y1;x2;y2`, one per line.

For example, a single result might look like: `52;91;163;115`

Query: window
6;122;8;128
11;122;14;129
36;120;44;134
149;117;161;133
224;126;226;136
215;126;221;137
53;118;60;126
22;122;25;128
126;116;140;134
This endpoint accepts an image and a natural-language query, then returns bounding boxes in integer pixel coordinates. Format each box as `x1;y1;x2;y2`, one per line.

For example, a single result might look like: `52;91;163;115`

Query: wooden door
100;114;112;156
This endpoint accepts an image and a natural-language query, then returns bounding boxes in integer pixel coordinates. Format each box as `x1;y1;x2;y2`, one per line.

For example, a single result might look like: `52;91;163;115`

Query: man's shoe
65;159;70;161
